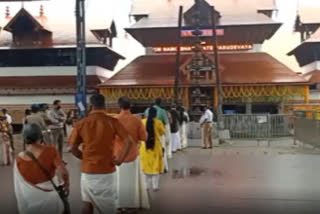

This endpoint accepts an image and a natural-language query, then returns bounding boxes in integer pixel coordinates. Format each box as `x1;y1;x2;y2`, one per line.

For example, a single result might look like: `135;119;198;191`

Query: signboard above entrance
180;29;224;37
152;44;253;53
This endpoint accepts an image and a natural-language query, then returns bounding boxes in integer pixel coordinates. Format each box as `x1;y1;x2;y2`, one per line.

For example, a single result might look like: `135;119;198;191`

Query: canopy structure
100;53;309;108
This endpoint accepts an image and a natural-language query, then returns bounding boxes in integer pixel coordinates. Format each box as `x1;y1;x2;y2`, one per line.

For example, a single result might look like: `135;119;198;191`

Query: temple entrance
189;87;214;121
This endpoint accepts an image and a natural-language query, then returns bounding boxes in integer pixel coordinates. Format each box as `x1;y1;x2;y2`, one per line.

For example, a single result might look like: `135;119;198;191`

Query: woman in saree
0;114;12;166
139;107;165;191
14;123;70;214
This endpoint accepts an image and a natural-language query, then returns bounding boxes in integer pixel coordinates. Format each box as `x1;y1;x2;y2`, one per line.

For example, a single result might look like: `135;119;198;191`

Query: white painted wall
0;95;94;105
302;61;320;74
0;66;113;78
0;95;76;105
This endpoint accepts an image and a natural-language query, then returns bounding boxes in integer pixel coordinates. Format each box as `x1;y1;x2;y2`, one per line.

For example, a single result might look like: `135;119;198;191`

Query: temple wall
0;66;113;78
301;61;320;74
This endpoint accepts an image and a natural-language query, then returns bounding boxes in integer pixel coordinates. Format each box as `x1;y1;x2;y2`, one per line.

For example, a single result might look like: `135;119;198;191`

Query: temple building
288;4;320;104
100;0;309;116
0;2;124;123
294;7;320;42
289;6;320;103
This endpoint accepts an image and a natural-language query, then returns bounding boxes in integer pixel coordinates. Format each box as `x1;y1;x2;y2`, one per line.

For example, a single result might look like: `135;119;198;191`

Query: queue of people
9;94;195;214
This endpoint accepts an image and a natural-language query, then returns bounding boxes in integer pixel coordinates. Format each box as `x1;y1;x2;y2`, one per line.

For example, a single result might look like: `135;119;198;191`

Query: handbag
25;151;71;214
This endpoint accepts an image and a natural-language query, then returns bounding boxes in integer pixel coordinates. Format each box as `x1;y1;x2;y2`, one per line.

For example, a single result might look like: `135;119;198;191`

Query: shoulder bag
25;151;71;214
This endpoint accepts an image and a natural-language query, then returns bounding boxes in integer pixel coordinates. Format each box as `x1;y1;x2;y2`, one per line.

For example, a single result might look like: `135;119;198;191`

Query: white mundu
81;172;117;214
117;158;150;209
165;123;172;159
181;112;189;149
14;163;64;214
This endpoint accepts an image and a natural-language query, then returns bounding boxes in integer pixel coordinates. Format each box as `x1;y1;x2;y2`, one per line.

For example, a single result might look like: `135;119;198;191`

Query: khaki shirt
26;113;47;131
48;108;66;129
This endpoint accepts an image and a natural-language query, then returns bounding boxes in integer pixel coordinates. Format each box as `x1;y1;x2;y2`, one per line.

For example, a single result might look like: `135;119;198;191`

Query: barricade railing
294;117;320;148
222;114;292;139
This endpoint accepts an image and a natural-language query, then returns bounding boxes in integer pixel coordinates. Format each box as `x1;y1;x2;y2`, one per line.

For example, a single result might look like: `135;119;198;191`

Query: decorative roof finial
5;6;10;18
40;5;44;17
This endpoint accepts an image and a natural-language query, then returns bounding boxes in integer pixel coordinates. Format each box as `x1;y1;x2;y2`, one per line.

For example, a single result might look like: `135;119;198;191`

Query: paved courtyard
1;138;320;214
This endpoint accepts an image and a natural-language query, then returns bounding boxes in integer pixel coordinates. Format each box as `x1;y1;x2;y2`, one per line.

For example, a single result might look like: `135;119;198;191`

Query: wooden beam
174;6;183;105
184;87;189;109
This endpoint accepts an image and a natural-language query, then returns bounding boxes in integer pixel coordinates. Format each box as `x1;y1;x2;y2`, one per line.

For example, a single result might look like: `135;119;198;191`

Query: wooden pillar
304;85;310;103
184;87;189;109
214;87;218;108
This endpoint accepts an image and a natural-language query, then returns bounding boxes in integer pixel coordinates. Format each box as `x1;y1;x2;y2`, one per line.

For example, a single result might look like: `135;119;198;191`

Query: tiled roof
304;70;320;83
0;1;115;46
101;53;307;88
298;7;320;24
130;0;278;29
132;0;276;17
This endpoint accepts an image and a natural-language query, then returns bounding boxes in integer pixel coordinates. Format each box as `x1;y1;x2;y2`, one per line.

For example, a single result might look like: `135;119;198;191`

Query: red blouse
16;145;63;185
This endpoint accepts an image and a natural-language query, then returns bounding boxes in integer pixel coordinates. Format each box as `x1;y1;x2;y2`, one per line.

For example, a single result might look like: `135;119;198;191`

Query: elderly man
114;96;149;212
69;94;132;214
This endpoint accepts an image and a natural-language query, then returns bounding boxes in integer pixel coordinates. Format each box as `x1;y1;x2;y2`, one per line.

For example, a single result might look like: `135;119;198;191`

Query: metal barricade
294;117;320;148
222;114;291;139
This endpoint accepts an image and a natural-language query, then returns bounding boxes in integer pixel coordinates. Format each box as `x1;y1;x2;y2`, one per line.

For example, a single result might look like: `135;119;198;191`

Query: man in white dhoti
165;108;173;159
114;97;149;212
69;94;132;214
178;107;189;149
170;107;181;153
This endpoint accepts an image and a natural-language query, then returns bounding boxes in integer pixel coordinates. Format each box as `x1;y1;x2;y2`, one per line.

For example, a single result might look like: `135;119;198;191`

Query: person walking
165;107;173;159
0;113;12;166
39;104;52;145
114;97;149;212
66;110;77;138
140;107;165;192
26;104;47;132
2;108;12;124
65;110;77;152
2;108;14;151
22;109;31;126
144;98;169;172
179;106;189;149
170;106;181;153
200;106;214;149
14;123;70;214
69;94;132;214
48;100;66;156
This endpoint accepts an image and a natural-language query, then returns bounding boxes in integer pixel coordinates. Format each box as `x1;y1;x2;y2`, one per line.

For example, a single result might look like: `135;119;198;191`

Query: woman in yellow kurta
140;107;165;191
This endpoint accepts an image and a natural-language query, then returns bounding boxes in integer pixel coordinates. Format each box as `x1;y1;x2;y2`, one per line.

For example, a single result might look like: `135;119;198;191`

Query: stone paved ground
2;136;320;214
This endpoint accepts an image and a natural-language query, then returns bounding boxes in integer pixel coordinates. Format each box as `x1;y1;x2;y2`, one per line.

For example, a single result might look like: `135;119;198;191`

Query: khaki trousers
202;122;213;148
51;128;64;156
